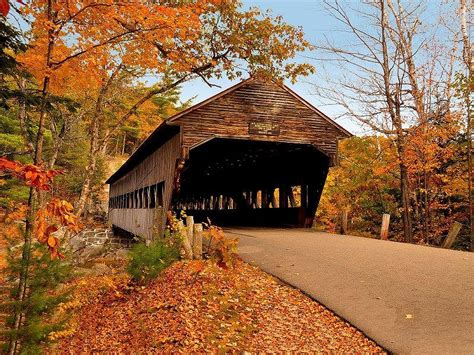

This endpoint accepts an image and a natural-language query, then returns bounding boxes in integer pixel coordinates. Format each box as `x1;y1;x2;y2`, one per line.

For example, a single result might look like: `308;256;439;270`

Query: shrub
202;224;238;269
126;240;180;284
1;242;72;354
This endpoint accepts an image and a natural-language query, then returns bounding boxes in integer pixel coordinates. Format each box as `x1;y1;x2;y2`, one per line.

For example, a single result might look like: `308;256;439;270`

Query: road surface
227;228;474;354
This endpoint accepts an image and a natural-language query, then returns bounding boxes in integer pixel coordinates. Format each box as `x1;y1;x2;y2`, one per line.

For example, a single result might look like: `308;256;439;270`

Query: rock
67;233;85;253
78;244;105;263
114;248;130;260
91;263;111;276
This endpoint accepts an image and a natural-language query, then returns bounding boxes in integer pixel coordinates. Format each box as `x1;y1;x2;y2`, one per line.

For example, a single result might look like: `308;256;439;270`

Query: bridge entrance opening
173;138;329;227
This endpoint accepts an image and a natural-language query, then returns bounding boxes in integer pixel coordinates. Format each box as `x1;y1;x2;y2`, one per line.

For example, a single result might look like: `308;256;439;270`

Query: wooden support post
279;186;288;208
306;184;317;213
152;205;165;240
184;216;194;259
442;221;463;249
256;190;262;208
245;191;251;206
340;209;348;235
380;213;390;240
180;217;193;259
301;184;308;208
193;223;203;259
262;189;268;208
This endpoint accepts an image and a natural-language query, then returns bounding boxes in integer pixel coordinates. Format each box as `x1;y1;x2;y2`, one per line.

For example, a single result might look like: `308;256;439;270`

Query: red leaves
1;157;77;259
57;260;383;352
0;0;24;17
0;157;63;191
0;0;9;16
0;157;16;170
36;199;80;259
202;224;238;269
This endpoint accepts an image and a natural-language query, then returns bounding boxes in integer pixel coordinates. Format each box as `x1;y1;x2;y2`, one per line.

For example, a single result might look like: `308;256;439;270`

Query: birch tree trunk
460;0;473;251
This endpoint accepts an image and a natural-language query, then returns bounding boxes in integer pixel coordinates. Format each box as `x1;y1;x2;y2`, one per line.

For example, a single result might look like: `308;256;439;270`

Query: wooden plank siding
108;133;181;239
170;79;349;163
107;77;351;238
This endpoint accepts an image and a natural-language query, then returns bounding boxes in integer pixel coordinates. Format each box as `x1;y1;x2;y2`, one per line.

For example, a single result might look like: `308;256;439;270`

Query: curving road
227;228;474;354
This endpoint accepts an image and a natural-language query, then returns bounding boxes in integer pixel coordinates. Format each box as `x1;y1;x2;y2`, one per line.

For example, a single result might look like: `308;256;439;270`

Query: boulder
66;232;86;253
114;248;130;260
78;244;105;263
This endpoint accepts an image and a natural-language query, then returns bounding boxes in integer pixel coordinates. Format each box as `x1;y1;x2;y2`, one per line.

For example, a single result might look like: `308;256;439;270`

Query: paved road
227;228;474;354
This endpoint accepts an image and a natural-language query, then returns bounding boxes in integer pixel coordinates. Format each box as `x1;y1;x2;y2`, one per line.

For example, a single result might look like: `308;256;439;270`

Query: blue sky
179;0;361;134
178;0;454;136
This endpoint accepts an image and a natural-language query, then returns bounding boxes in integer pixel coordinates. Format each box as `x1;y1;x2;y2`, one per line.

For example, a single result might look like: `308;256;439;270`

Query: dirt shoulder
56;259;384;353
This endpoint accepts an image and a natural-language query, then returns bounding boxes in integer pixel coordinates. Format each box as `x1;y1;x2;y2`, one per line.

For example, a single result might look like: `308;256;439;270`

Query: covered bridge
106;77;351;240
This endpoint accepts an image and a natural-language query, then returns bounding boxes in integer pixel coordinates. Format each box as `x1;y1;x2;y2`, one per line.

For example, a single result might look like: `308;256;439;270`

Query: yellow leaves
47;235;58;248
48;320;78;341
202;223;238;269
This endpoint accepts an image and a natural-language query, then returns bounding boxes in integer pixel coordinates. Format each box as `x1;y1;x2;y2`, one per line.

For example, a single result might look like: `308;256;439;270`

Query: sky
13;1;452;136
178;0;363;134
178;0;454;136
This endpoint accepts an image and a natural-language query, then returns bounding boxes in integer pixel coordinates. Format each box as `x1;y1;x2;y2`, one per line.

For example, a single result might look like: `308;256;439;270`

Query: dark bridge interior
173;138;329;227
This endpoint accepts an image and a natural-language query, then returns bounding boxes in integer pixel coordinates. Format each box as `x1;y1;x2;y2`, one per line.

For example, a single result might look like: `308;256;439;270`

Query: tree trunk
76;113;99;217
76;64;124;217
17;78;34;157
399;160;413;243
379;1;413;243
467;92;473;252
460;0;473;251
48;118;67;169
9;2;54;353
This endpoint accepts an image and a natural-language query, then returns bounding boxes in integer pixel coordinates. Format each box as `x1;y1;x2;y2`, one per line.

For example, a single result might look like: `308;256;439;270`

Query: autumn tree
17;0;314;217
317;136;400;236
312;0;462;243
459;0;473;251
0;158;79;354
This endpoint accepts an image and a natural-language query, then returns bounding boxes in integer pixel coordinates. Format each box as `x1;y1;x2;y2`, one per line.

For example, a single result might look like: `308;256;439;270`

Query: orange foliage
317;136;399;236
36;198;79;259
19;0;313;101
18;1;221;96
56;260;382;352
0;157;62;191
404;112;465;243
203;223;238;269
0;157;79;258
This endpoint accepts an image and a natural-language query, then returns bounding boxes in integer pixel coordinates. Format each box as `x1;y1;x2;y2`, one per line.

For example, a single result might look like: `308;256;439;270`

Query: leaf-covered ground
56;259;384;353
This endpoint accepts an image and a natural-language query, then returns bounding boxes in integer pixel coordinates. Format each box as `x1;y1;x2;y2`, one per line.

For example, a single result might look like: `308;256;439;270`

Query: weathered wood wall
108;133;181;239
107;78;350;237
172;79;348;163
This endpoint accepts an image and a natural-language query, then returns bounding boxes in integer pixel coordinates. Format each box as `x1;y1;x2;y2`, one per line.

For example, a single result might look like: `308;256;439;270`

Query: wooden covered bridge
106;77;351;239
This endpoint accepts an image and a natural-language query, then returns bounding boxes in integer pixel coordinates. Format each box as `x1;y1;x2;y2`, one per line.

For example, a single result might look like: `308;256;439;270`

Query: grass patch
127;240;180;284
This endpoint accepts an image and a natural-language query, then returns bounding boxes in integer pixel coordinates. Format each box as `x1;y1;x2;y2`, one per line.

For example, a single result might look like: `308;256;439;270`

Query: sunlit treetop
18;0;314;96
